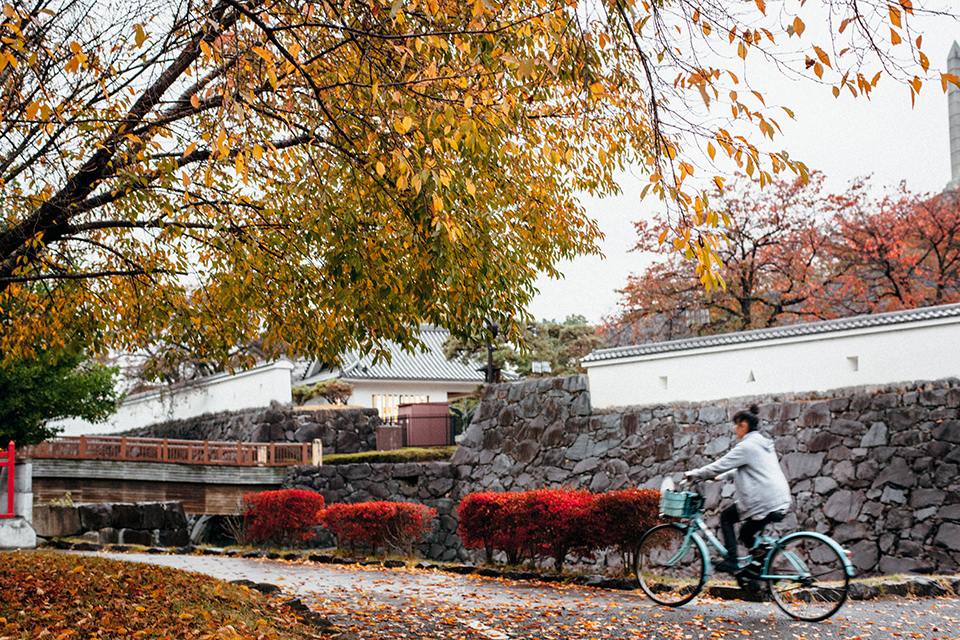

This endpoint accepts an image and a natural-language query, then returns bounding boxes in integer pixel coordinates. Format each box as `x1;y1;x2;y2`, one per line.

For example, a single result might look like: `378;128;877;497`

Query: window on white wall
848;356;859;372
659;376;668;390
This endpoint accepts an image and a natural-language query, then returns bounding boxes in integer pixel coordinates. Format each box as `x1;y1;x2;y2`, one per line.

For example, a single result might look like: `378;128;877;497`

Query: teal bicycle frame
671;507;854;583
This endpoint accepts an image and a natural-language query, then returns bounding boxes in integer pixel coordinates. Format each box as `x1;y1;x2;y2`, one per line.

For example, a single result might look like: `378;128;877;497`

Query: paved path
88;552;960;640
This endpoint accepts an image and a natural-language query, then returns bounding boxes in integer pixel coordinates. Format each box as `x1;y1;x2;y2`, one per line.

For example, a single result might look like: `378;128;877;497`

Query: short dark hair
733;404;760;432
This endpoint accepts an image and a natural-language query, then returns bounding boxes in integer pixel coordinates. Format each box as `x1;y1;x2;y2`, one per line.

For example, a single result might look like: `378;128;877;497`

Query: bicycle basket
660;490;704;518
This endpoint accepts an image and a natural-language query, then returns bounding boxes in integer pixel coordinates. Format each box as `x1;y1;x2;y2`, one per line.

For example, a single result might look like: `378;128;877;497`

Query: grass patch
322;446;456;465
0;551;324;639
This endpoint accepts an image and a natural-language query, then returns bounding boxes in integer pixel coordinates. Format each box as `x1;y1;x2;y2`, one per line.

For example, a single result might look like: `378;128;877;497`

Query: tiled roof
337;326;487;382
582;303;960;364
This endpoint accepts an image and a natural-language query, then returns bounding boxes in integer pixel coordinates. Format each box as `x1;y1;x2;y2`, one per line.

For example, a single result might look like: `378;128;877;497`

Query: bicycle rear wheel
634;523;706;606
767;533;849;621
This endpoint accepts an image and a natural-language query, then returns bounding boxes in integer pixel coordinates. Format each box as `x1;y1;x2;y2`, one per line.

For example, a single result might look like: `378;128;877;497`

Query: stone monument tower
948;41;960;190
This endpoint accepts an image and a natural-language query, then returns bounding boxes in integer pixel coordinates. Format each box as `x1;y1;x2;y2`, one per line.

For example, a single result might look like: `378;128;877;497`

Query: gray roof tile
582;303;960;364
338;326;487;382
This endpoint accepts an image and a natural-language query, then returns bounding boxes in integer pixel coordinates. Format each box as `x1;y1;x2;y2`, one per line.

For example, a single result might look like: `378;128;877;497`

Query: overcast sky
527;10;960;325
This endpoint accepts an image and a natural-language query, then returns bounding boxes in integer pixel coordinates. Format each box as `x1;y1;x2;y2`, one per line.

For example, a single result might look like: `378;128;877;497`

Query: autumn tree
827;185;960;314
607;173;833;344
0;0;949;372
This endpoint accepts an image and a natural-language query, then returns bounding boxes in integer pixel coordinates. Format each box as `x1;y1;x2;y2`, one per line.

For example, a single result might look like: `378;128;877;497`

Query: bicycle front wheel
634;523;706;606
767;533;849;621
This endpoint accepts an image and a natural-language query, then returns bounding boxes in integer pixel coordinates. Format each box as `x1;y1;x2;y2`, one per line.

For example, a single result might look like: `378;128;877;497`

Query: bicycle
633;478;854;622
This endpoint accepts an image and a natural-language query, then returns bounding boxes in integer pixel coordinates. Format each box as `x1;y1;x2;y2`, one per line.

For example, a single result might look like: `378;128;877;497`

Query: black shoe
714;558;740;575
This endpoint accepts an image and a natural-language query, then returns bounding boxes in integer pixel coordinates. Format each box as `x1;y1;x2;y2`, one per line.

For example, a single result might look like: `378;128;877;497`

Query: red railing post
203;441;209;463
269;442;275;465
161;438;168;462
237;441;243;465
79;435;87;459
120;436;127;460
2;441;13;518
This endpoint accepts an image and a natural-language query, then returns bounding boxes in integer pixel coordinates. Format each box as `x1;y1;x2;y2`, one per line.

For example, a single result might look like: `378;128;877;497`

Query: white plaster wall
51;361;295;436
585;317;960;409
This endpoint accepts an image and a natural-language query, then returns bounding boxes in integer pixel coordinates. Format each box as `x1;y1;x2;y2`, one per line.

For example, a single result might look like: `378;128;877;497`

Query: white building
299;325;485;420
52;326;486;435
582;303;960;409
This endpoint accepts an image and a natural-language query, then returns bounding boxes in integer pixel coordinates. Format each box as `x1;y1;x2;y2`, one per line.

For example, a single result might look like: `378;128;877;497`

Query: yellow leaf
465;178;476;196
793;17;805;37
464;94;473;110
941;73;960;92
658;228;668;245
183;141;198;157
134;24;148;48
754;0;765;14
70;41;82;54
814;46;831;68
814;62;823;79
707;142;716;160
920;51;929;72
190;94;200;109
737;41;747;60
889;4;902;28
25;101;39;120
832;86;840;98
376;161;386;176
199;40;212;58
891;28;901;45
251;46;273;62
910;76;922;93
252;144;263;160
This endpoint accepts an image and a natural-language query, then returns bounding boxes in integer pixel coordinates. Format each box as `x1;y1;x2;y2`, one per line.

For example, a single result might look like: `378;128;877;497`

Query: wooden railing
25;436;321;467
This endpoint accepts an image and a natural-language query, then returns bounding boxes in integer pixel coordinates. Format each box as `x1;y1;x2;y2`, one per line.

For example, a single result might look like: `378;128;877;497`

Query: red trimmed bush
458;487;662;572
589;488;661;574
520;488;595;572
321;501;437;557
243;489;325;547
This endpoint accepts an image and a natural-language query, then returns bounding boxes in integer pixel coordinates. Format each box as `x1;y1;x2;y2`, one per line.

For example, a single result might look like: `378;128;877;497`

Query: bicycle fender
775;531;855;577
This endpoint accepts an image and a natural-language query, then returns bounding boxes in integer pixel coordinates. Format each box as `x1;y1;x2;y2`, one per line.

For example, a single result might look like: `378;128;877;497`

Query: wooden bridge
26;436;321;515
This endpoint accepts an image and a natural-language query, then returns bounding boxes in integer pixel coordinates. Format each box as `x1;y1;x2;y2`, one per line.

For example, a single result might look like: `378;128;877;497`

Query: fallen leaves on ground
0;551;323;639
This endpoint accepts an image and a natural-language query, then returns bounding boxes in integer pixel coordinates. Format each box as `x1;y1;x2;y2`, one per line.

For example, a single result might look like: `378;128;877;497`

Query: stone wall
450;375;960;576
121;406;381;455
285;462;466;562
33;501;189;547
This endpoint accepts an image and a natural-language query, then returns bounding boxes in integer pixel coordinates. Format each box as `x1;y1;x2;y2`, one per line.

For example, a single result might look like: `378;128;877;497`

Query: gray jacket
689;431;792;520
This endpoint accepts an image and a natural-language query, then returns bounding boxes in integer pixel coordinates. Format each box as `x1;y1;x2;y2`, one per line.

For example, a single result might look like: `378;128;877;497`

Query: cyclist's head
732;404;760;432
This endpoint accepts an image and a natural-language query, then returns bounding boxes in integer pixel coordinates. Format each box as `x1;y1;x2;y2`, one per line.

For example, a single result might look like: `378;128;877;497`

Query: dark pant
720;504;784;560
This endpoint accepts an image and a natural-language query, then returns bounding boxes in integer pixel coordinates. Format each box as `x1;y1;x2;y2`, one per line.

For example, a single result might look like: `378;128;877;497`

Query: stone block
119;528;153;546
781;452;825;481
158;528;190;547
0;517;36;549
140;503;166;529
933;419;960;443
871;456;917;489
801;402;831;427
848;581;879;600
910;488;946;509
905;577;949;597
934;523;960;551
98;528;119;544
832;419;866;436
78;503;113;531
111;503;143;530
823;490;864;522
860;422;888;447
808;433;841;452
32;505;81;538
849;540;878;573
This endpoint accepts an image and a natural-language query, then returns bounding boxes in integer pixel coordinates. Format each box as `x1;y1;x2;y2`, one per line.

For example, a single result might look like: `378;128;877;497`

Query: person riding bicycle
684;405;792;575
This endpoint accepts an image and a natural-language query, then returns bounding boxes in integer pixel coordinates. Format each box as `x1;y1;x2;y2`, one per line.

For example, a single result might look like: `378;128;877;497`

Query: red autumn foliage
605;175;960;346
243;489;325;547
458;491;514;565
458;488;662;572
321;501;437;557
589;488;662;574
